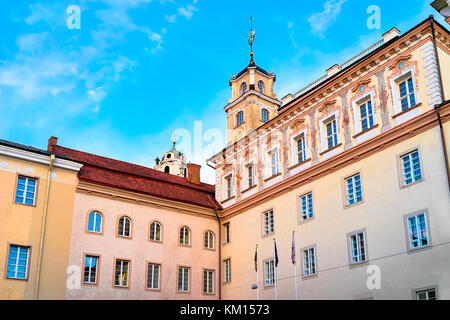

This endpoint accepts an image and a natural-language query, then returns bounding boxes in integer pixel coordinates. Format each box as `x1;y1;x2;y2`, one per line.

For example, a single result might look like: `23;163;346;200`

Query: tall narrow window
325;118;338;149
269;149;279;176
203;269;214;294
415;288;436;300
247;163;255;188
87;211;102;233
114;259;130;287
359;99;374;132
223;259;231;283
240;82;247;95
300;193;313;221
178;266;190;292
295;135;306;163
348;231;367;264
224;223;230;244
224;175;233;199
6;245;30;280
261;109;269;123
15;176;37;206
302;247;316;276
400;150;422;185
149;221;162;242
257;80;265;94
264;259;275;286
204;231;215;249
84;255;99;284
345;173;363;206
398;77;416;111
118;216;131;237
263;209;274;235
407;213;429;250
147;263;160;290
180;226;190;246
236;111;244;127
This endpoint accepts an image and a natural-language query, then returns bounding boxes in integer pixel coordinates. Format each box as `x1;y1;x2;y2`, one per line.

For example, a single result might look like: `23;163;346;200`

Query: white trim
352;91;376;135
319;111;339;153
222;172;234;201
290;130;308;167
265;146;280;179
390;66;419;116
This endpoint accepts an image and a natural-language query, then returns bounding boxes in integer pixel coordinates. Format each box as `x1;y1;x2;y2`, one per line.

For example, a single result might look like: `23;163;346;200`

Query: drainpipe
213;208;222;301
34;154;55;300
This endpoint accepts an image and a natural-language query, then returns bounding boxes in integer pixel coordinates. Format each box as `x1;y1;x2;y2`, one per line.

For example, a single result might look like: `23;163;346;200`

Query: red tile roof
52;145;221;210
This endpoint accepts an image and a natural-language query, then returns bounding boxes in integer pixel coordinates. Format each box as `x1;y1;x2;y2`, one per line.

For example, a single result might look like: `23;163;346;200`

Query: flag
274;239;279;267
291;231;296;265
254;245;258;272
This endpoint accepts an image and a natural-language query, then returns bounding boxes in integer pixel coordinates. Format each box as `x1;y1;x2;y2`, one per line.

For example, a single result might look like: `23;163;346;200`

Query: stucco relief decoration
318;100;336;114
351;78;372;94
388;54;412;70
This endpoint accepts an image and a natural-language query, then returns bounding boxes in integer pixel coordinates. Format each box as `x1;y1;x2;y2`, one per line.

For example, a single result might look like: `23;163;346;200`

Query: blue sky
0;0;445;183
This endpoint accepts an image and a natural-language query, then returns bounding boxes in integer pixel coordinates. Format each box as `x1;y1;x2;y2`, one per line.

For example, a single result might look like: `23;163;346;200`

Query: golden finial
248;15;255;65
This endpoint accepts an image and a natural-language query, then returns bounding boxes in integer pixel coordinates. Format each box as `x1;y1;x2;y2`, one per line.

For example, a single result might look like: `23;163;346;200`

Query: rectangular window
15;176;37;206
224;175;233;199
296;135;306;163
224;223;230;244
264;259;275;286
6;245;30;280
178;266;190;292
345;173;363;205
247;164;254;188
398;77;416;111
224;259;231;283
302;247;316;276
348;231;367;264
84;255;99;284
300;192;313;221
114;259;130;287
269;149;279;176
325;118;338;149
359;99;374;132
147;263;160;290
401;150;422;185
203;269;214;294
263;209;274;235
415;288;437;300
407;213;429;250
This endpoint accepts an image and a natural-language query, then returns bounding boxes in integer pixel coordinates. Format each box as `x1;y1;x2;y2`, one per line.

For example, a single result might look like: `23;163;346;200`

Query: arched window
261;109;269;123
239;82;247;95
236;111;244;127
118;216;131;237
204;231;215;249
87;211;102;233
180;226;190;246
257;80;265;94
149;221;162;241
164;166;170;173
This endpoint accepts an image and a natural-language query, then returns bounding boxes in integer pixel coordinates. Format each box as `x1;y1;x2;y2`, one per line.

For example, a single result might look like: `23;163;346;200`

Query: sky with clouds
0;0;446;183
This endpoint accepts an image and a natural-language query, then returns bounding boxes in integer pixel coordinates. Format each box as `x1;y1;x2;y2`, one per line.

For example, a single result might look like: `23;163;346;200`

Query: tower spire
248;15;255;65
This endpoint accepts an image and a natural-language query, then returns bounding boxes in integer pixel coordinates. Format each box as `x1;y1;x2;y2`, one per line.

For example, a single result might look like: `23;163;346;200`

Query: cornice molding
224;90;281;112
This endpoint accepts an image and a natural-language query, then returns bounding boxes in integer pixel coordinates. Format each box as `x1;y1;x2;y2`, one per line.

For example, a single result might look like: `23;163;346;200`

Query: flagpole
273;238;278;300
293;231;298;300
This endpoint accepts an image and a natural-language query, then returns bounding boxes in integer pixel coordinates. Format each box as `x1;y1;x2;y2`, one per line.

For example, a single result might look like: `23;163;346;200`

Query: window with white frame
224;259;231;283
147;263;160;290
324;117;338;149
84;255;99;284
203;269;214;294
6;245;30;280
180;226;191;246
246;163;255;188
263;209;274;235
295;134;307;164
348;231;367;264
236;111;244;127
224;174;233;200
149;221;162;241
398;75;417;112
268;148;279;177
224;223;230;244
406;212;430;250
299;192;313;221
87;211;102;233
344;173;363;206
204;231;215;249
15;176;37;206
359;98;375;132
178;266;190;292
302;247;316;276
400;150;422;186
114;259;130;287
118;216;131;237
415;288;437;300
264;259;275;286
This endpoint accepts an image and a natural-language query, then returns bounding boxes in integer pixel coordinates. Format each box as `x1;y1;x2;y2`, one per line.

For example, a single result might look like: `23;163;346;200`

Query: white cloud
178;4;197;20
24;3;54;25
165;14;177;23
307;0;347;36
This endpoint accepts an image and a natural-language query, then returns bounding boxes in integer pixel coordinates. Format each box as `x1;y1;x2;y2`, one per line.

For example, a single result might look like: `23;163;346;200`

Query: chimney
281;94;294;105
382;27;401;43
47;136;58;152
326;64;341;78
186;163;201;185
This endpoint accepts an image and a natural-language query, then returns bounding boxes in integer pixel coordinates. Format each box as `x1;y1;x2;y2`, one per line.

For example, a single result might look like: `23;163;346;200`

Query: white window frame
352;92;376;135
15;175;37;206
413;286;438;300
87;211;102;233
224;259;231;283
118;216;131;237
203;269;214;294
149;221;162;242
290;131;308;166
180;226;191;246
114;259;130;287
404;210;431;252
390;66;419;115
224;223;230;244
147;263;161;290
347;230;368;265
204;231;215;249
319;111;339;152
6;244;30;280
266;147;280;178
178;266;190;292
244;160;255;189
84;255;99;284
301;246;317;277
344;173;363;206
262;209;274;236
299;192;314;221
222;173;233;200
399;149;423;186
264;259;275;286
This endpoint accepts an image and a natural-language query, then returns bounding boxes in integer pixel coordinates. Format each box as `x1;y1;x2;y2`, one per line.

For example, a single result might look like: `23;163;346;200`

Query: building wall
65;186;219;300
220;126;450;300
0;153;80;300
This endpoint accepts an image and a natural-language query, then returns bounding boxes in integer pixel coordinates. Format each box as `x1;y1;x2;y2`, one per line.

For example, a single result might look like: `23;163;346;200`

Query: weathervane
248;16;255;65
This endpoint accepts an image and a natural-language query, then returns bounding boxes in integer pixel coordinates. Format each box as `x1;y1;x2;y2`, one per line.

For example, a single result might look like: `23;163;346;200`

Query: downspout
214;209;222;301
34;154;55;300
431;18;450;191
